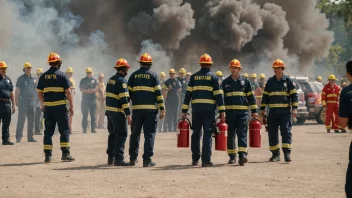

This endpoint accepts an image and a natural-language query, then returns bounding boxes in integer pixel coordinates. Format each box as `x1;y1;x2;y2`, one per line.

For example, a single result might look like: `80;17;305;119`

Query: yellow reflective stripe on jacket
192;99;215;104
106;106;124;113
247;91;254;96
327;94;338;97
238;147;248;152
225;92;246;97
187;86;193;92
132;86;155;92
255;95;262;98
292;102;298;106
193;86;213;91
263;91;270;95
225;105;249;110
227;149;237;154
269;104;289;108
269;92;289;96
132;105;157;110
128;86;133;91
182;104;189;109
60;142;70;147
213;90;223;95
158;103;165;108
44;145;53;150
154;85;161;91
37;89;43;93
250;105;258;109
289;89;297;95
43;87;65;93
157;96;164;101
218;106;225;111
282;143;292;149
44;100;67;106
122;104;130;109
106;92;119;100
118;92;129;98
270;144;280;151
261;103;267;107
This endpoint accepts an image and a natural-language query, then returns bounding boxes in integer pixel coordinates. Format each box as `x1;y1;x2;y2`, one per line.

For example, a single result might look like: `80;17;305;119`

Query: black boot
335;130;340;133
2;140;14;145
341;129;347;133
269;154;280;162
201;162;214;167
45;155;51;163
130;159;138;166
114;160;130;166
143;160;156;167
238;156;248;166
284;153;292;162
61;153;75;161
107;156;114;165
228;157;236;165
91;130;97;133
192;160;199;166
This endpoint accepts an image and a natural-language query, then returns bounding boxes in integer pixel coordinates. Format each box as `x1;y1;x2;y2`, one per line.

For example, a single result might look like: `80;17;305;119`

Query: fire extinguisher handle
186;117;193;130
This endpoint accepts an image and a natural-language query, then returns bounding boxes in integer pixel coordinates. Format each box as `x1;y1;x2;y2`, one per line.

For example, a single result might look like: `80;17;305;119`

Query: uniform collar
140;66;150;71
229;75;242;82
116;73;124;78
49;67;59;71
272;74;286;81
0;75;6;80
200;68;210;72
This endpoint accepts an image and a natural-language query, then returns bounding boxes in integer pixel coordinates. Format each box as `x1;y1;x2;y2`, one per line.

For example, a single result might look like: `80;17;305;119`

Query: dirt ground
0;121;349;198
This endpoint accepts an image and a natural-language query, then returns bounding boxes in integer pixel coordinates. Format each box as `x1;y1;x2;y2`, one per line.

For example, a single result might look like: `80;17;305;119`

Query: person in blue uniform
177;68;188;116
105;58;132;166
163;69;181;132
260;59;298;163
37;52;75;163
15;62;37;143
181;54;225;167
79;68;98;133
128;53;165;167
0;61;15;145
338;60;352;197
222;59;258;166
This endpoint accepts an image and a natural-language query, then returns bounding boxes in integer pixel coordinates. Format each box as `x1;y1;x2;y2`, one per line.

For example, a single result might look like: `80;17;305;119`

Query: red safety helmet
272;59;285;68
229;59;241;68
198;54;213;65
115;58;131;68
47;52;62;63
139;53;153;63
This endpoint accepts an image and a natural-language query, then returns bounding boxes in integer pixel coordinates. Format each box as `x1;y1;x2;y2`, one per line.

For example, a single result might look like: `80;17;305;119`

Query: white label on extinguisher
224;131;228;137
216;126;220;132
177;129;180;135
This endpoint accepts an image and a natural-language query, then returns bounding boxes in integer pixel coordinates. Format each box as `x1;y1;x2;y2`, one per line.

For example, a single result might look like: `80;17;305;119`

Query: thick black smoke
1;0;334;75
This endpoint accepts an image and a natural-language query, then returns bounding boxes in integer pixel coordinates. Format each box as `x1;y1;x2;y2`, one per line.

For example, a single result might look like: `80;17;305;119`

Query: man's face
250;77;256;82
66;72;72;78
25;67;32;74
273;67;283;76
328;79;336;85
186;75;191;80
86;72;92;78
179;73;184;78
99;76;104;82
160;76;166;81
0;68;6;75
230;67;240;75
170;73;176;79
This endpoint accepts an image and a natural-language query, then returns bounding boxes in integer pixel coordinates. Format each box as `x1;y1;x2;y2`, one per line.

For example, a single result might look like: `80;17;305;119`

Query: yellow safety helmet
243;73;249;78
169;69;176;74
250;73;257;78
216;71;223;77
66;67;74;73
23;62;32;69
316;76;322;81
36;68;43;74
259;73;265;79
160;72;166;77
328;74;336;81
85;67;93;73
186;72;192;76
0;61;8;69
179;68;186;74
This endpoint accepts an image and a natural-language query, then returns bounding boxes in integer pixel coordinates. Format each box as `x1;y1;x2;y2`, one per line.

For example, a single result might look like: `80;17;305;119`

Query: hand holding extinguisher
177;113;192;148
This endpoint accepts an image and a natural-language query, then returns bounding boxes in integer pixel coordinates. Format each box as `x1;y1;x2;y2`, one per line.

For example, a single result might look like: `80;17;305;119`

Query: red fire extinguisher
177;118;192;148
249;118;261;148
215;120;228;151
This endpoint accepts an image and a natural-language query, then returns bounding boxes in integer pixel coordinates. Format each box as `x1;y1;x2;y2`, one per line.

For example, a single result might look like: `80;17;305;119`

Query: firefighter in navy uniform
157;72;167;132
15;62;37;143
338;60;352;197
181;54;225;167
79;68;98;133
260;59;298;162
163;69;181;132
128;53;165;167
37;52;75;163
222;59;257;166
105;58;132;166
0;62;15;145
177;68;187;117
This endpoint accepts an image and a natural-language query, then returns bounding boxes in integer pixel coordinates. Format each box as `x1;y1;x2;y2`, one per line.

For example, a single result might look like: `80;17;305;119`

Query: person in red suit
322;74;346;133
